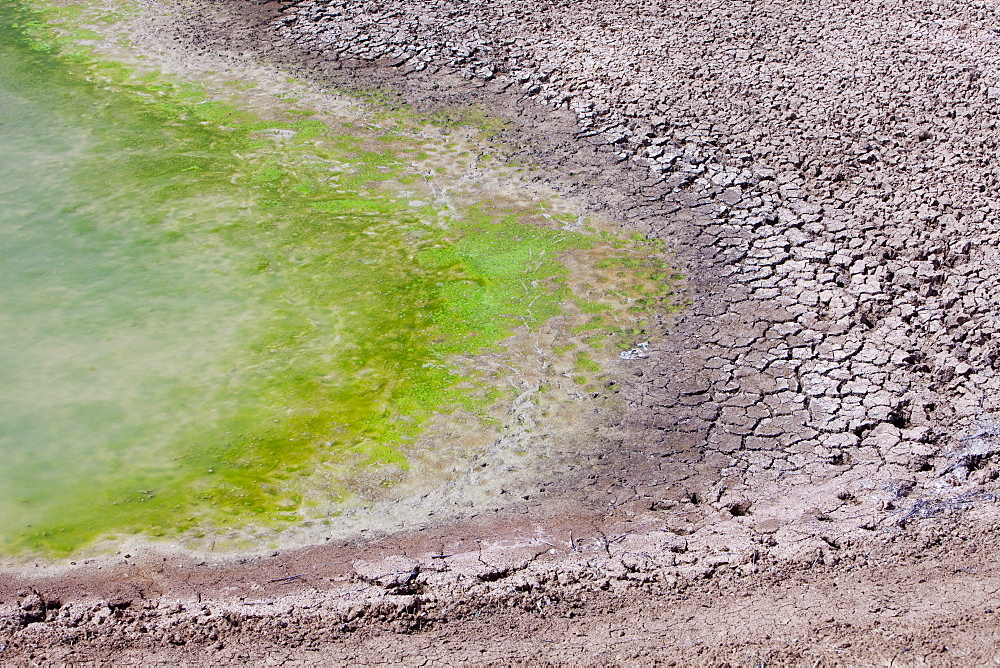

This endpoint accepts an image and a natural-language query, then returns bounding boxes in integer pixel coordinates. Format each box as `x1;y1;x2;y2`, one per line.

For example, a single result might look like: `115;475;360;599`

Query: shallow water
0;0;683;558
0;3;609;555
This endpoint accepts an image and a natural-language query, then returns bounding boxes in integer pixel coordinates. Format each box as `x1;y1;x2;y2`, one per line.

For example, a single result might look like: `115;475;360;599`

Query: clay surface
5;0;1000;662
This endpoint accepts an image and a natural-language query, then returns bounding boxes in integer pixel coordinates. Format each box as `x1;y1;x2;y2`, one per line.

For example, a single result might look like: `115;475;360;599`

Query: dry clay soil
6;0;1000;663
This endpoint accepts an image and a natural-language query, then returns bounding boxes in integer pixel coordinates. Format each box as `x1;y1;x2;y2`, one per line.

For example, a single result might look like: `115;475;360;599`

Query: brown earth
5;0;1000;663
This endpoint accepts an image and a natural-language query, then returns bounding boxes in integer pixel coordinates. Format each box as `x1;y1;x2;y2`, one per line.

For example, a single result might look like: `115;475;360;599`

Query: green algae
0;0;685;557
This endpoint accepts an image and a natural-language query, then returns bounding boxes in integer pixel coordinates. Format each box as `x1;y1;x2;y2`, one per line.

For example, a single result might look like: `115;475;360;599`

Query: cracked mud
6;0;1000;663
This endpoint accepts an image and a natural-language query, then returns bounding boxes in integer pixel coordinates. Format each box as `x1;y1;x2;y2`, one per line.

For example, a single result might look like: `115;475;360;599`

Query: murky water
0;2;679;557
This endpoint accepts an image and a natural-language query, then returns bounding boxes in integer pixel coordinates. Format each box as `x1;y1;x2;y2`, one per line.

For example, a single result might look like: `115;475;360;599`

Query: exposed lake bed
7;0;1000;662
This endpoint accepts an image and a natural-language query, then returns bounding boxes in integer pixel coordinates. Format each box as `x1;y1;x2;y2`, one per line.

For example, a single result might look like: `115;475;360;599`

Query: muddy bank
7;505;1000;663
5;0;1000;662
138;0;1000;576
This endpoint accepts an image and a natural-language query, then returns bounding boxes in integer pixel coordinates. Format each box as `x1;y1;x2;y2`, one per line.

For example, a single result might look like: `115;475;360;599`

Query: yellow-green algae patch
0;0;685;557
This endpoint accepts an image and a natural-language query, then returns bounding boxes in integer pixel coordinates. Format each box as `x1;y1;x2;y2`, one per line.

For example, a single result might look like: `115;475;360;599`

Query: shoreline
1;0;665;570
5;0;1000;662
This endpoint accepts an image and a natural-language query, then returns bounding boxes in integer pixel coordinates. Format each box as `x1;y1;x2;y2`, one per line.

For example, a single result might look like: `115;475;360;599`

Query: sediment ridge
5;0;1000;662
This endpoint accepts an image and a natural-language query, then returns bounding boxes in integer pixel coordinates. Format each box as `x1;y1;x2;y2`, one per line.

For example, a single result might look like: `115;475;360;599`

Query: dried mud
5;0;1000;663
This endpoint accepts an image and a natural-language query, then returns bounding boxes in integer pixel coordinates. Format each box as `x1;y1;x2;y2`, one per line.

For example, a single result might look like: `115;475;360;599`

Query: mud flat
5;0;1000;663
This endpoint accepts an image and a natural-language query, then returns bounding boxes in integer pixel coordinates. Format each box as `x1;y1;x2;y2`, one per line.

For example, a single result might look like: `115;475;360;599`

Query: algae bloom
0;0;681;557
